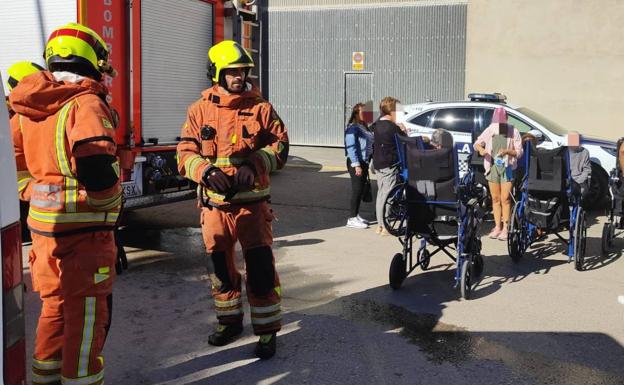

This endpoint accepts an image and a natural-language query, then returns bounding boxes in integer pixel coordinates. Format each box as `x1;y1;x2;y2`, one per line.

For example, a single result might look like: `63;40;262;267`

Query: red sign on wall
80;0;129;146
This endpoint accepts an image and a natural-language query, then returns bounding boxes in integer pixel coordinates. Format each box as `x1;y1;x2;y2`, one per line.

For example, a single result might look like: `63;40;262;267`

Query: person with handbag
345;103;374;228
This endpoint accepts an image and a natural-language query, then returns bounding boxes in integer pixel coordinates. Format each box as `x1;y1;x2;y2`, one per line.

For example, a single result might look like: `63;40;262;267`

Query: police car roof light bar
467;93;507;103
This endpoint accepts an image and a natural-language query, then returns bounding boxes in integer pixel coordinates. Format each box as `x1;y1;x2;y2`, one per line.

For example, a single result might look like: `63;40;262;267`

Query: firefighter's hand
202;167;231;193
235;164;256;188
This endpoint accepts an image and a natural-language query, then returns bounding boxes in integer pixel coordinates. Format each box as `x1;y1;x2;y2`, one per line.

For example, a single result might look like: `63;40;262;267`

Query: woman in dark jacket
345;103;374;228
373;97;406;235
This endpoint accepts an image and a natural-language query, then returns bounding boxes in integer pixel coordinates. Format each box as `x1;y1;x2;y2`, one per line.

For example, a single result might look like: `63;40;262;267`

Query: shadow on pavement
120;153;379;250
143;280;624;385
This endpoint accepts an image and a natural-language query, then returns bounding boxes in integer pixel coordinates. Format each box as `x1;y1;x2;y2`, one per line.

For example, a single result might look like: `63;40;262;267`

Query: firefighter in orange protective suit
177;40;288;359
8;23;121;385
6;61;46;242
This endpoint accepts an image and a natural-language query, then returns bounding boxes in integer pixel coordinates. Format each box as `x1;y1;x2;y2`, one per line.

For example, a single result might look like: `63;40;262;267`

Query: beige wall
466;0;624;139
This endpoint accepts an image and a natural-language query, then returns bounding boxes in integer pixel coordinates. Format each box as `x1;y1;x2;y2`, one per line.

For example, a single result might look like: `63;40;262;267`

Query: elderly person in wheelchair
507;132;588;271
387;128;487;299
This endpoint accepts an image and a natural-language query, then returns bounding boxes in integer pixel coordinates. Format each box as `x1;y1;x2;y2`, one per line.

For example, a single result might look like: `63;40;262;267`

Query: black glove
234;163;256;189
202;166;231;193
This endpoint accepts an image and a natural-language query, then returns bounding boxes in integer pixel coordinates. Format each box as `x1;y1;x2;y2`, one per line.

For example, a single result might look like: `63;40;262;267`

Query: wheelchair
382;135;425;237
386;136;487;299
507;142;588;270
601;138;624;255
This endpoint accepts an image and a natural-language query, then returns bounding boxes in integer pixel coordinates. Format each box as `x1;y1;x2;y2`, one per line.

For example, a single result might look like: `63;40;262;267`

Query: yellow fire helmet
208;40;254;84
45;22;116;80
6;61;44;91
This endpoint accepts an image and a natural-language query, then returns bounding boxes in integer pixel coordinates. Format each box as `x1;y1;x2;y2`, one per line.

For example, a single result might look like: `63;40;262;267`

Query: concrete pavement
23;146;624;384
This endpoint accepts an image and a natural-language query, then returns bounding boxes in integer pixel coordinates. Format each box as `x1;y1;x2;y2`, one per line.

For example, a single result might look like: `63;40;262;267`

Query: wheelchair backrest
395;135;426;168
406;146;455;184
395;135;427;181
527;144;569;194
405;144;457;203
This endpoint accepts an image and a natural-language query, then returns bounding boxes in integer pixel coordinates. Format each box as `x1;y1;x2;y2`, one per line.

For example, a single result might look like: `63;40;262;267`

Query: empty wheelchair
387;139;487;299
508;143;587;270
602;138;624;255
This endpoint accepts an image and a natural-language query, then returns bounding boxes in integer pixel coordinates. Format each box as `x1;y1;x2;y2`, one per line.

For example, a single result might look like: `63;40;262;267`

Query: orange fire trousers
29;231;116;385
201;200;282;335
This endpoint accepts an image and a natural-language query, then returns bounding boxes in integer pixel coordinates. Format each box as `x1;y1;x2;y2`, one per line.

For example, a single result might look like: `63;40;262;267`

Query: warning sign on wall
352;51;364;71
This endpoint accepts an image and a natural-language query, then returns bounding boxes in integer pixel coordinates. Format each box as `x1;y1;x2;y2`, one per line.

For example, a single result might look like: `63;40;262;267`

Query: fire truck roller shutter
141;0;214;144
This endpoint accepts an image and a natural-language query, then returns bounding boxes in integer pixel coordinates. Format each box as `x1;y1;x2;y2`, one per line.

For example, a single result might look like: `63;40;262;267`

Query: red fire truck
0;0;251;209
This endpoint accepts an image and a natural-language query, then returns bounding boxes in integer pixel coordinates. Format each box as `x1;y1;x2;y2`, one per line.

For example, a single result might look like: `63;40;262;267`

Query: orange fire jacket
9;71;122;236
177;84;289;206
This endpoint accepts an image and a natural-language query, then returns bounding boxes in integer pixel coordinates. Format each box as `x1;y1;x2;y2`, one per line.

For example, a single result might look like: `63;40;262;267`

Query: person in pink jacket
473;107;523;240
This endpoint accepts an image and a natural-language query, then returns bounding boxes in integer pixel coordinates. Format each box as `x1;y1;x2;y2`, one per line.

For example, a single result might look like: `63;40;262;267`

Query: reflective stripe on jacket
177;84;289;207
9;71;122;236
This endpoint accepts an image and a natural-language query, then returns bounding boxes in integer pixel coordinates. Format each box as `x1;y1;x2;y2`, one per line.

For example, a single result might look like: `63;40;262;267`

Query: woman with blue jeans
345;103;374;228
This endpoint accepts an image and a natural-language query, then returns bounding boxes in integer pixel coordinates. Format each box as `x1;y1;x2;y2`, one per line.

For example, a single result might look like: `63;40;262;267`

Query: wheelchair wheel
508;201;524;263
383;184;407;237
418;249;430;270
573;208;587;271
460;259;472;300
389;253;407;290
601;222;613;256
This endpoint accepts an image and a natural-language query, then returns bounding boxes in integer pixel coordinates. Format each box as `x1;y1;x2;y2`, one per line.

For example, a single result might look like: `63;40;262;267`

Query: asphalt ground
23;146;624;384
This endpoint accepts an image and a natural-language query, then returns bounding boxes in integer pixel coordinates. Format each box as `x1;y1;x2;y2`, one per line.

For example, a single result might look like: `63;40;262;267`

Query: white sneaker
357;215;370;225
346;217;368;229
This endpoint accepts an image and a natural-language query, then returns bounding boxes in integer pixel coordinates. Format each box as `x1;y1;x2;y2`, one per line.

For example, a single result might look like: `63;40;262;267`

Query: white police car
399;93;618;208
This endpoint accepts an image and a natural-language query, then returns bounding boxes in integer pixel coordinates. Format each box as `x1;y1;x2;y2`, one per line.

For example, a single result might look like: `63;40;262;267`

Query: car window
430;108;476;133
409;110;435;128
516;107;569;136
473;108;493;139
508;114;533;134
478;107;550;142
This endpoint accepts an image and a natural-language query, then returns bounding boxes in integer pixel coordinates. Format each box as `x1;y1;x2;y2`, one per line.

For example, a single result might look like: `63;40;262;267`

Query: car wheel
584;163;608;209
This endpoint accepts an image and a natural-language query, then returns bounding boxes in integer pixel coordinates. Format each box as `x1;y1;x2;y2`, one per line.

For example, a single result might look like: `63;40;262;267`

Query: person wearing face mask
566;131;591;201
177;40;288;359
473;107;523;241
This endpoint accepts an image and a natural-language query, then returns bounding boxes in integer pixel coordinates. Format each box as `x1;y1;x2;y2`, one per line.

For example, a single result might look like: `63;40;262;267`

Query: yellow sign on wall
352;51;364;70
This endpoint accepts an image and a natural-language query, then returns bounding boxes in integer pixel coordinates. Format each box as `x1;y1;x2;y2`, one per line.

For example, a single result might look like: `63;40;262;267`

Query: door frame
343;71;374;127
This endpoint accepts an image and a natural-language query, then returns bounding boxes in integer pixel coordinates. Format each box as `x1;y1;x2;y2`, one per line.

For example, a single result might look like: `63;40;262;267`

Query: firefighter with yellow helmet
177;40;288;359
6;61;46;245
8;23;120;385
7;61;45;91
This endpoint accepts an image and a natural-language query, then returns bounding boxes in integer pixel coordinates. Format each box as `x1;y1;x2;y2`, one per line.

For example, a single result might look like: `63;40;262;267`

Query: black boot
208;324;243;346
254;333;277;359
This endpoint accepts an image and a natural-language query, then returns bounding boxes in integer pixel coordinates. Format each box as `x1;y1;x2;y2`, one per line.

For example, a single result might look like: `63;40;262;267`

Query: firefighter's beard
226;76;246;94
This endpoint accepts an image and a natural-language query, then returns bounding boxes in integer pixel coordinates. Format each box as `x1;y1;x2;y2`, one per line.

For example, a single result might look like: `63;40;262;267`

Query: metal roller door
0;0;75;94
141;0;213;144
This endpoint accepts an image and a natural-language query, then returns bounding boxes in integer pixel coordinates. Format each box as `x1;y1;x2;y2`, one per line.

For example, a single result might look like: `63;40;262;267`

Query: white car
0;75;26;384
399;93;618;208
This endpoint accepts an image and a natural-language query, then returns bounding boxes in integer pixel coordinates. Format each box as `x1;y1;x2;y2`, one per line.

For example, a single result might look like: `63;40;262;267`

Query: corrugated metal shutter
267;2;467;146
141;0;213;144
0;0;75;95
